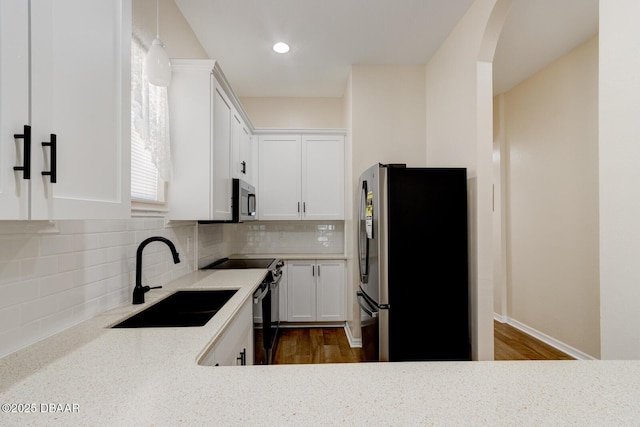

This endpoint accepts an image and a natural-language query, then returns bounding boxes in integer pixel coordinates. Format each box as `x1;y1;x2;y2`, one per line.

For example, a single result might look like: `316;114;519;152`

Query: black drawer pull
13;125;31;180
41;134;57;183
237;348;246;366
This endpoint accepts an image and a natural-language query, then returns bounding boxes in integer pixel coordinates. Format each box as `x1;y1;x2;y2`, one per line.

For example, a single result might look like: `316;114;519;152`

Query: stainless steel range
202;257;283;364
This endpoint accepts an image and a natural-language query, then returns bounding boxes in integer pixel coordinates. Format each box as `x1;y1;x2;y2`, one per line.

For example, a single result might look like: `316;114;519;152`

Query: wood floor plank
272;322;574;365
494;320;574;361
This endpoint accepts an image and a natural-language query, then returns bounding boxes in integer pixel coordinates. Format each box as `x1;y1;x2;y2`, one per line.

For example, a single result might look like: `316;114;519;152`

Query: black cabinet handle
303;202;306;213
317;265;320;276
312;265;315;276
237;348;246;366
13;125;31;179
241;161;246;174
41;134;56;183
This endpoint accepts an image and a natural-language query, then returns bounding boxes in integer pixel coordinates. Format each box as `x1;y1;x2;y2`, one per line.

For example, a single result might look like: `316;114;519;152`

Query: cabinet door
30;0;131;219
201;299;253;366
231;113;242;179
240;124;252;183
212;84;233;220
301;135;344;220
0;0;29;219
287;260;316;322
316;260;346;321
166;61;213;220
258;135;301;220
232;111;252;182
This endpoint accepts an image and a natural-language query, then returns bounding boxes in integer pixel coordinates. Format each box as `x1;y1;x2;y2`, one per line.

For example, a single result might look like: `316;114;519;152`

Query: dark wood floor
272;322;573;364
494;320;573;360
273;327;361;364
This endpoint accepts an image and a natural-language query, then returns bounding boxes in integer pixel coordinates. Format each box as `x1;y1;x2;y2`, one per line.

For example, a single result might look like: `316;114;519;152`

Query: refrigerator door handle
357;291;378;318
358;181;370;283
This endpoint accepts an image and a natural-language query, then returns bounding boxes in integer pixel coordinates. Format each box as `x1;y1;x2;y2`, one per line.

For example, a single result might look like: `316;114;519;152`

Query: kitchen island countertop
1;269;639;426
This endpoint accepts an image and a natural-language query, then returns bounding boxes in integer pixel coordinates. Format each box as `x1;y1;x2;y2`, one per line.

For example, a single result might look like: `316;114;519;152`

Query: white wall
425;0;510;360
599;0;640;359
132;0;207;58
500;36;600;358
239;97;344;129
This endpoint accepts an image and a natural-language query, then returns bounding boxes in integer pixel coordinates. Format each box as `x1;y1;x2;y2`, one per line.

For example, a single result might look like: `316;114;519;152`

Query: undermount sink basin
112;289;237;328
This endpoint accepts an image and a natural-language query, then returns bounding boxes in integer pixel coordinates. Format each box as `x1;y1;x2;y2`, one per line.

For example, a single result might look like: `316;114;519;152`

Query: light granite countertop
1;270;640;426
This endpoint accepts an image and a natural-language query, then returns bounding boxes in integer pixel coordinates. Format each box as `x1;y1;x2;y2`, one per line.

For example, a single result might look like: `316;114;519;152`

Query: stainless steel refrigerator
356;163;471;362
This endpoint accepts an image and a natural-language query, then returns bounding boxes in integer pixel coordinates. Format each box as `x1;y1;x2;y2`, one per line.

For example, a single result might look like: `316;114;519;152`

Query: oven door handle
270;272;282;289
253;285;270;304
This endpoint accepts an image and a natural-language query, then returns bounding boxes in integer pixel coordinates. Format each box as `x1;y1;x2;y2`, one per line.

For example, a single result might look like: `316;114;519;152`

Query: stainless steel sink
111;289;237;328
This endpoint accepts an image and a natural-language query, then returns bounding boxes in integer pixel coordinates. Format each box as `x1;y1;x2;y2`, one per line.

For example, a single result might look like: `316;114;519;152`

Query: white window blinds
131;36;171;202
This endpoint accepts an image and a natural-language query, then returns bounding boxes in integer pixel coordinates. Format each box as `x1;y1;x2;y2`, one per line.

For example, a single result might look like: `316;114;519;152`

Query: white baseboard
344;324;362;348
493;313;508;323
494;314;596;360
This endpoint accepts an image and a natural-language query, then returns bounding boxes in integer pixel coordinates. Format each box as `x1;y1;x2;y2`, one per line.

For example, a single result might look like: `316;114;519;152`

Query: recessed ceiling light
272;42;290;54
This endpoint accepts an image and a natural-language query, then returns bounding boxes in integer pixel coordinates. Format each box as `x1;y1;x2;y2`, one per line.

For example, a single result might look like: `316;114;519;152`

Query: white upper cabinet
1;0;131;220
301;135;345;220
258;135;302;220
258;133;345;220
0;0;29;219
168;60;253;221
232;110;255;185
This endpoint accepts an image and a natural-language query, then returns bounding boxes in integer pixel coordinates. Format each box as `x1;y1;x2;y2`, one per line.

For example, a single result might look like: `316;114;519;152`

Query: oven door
253;281;270;365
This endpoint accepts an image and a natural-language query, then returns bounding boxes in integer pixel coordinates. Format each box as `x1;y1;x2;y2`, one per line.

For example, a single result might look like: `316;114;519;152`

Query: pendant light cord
156;0;160;39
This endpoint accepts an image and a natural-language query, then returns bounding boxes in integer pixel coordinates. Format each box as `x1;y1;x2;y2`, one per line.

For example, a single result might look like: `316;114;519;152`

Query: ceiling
175;0;599;98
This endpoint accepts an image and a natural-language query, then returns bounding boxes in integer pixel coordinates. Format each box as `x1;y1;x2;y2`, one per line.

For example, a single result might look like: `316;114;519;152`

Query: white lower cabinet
200;298;253;366
286;260;346;322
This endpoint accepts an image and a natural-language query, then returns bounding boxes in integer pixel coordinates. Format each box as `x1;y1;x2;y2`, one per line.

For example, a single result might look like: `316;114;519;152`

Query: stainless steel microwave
233;178;257;222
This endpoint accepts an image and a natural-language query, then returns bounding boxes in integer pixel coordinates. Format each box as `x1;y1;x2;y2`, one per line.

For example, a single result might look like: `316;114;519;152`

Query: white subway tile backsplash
0;237;39;261
229;221;344;255
0;261;21;286
0;305;21;333
0;280;39;309
0;219;199;358
39;271;76;296
40;234;76;256
20;256;59;280
22;294;59;324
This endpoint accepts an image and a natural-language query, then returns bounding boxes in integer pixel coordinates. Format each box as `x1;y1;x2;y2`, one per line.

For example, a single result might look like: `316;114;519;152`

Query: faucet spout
133;236;181;304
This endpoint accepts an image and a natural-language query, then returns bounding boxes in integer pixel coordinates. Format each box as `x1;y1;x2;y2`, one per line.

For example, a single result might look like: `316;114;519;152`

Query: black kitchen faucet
132;236;181;304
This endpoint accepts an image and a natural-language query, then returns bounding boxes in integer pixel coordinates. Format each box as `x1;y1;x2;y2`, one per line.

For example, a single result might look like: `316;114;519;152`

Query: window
131;36;171;207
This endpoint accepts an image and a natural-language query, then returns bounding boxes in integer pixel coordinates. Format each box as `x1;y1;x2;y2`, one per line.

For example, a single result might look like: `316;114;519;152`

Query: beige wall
350;65;427;173
501;36;600;358
599;1;640;359
239;97;344;129
133;0;207;59
425;0;510;361
345;64;427;339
